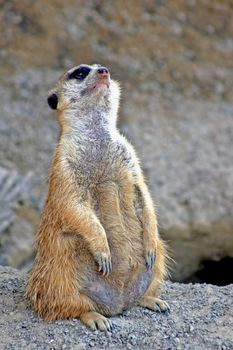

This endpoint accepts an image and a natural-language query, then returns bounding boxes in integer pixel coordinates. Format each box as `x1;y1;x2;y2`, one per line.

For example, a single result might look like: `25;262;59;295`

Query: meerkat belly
79;238;152;316
79;179;153;315
82;262;154;316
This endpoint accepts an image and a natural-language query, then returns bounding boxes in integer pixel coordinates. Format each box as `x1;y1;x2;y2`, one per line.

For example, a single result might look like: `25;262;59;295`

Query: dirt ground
0;0;233;281
0;266;232;350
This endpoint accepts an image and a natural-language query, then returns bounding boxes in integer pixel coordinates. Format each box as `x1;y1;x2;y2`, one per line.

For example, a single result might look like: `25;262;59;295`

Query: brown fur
27;64;169;330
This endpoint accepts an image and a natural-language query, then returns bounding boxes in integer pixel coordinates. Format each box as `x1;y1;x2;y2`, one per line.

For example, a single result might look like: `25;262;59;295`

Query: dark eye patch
68;66;91;81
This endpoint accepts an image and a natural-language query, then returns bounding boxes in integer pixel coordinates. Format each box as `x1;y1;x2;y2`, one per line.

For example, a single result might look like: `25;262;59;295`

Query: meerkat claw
145;250;156;270
97;254;112;276
109;260;112;273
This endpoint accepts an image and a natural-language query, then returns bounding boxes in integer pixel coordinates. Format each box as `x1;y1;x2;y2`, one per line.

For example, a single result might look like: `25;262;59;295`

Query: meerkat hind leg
139;272;170;313
80;311;112;331
140;295;170;313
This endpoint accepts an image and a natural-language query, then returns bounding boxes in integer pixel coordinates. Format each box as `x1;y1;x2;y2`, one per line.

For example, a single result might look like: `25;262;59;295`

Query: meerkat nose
98;67;109;77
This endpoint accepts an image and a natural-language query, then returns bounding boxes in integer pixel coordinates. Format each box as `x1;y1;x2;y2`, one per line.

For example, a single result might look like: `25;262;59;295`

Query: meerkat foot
80;311;112;331
95;252;112;276
140;296;170;313
145;249;156;270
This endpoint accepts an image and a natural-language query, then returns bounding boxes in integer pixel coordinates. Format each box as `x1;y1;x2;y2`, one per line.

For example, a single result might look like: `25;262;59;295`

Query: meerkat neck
59;105;118;142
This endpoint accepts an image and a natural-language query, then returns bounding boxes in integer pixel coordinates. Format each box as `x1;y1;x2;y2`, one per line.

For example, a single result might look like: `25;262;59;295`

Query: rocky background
0;0;233;283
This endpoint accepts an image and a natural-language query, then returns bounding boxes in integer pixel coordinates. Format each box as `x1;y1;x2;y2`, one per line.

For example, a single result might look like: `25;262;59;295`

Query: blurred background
0;0;232;285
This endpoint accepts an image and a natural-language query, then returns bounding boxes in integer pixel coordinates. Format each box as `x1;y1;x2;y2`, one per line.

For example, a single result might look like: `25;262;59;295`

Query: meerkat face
47;64;120;112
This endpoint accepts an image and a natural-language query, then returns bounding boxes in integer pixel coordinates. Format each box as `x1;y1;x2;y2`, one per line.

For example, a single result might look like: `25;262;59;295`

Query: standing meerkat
27;64;170;331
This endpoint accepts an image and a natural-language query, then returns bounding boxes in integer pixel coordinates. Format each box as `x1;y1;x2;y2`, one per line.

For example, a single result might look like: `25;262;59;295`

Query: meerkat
27;64;169;331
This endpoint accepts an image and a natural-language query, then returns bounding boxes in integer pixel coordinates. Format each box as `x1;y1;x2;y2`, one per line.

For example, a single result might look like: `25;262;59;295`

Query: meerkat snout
94;66;110;89
97;67;109;76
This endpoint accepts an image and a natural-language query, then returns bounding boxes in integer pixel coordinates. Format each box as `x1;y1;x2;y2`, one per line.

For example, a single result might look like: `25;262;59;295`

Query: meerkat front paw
143;232;157;270
95;252;112;276
145;249;156;270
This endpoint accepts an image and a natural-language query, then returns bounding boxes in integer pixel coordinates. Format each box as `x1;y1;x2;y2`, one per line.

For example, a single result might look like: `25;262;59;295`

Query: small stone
74;344;86;350
175;337;182;350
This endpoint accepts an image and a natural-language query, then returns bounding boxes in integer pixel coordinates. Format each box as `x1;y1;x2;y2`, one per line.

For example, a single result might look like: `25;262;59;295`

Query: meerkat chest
70;139;137;184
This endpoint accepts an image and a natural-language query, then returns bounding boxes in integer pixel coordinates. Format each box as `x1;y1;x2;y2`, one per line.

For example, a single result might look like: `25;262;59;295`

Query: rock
122;95;233;280
0;167;39;267
0;266;232;349
0;1;232;102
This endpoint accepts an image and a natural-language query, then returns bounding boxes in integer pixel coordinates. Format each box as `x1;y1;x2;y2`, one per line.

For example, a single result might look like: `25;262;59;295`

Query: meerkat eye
68;66;91;81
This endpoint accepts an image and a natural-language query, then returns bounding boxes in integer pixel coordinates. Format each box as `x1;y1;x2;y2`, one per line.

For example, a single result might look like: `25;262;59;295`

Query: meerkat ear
47;93;58;110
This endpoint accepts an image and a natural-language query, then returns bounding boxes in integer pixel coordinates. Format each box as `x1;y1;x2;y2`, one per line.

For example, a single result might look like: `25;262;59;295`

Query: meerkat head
47;64;120;116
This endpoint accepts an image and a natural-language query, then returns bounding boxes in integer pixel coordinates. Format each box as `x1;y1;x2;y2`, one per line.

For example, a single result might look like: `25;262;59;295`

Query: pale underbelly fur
78;183;155;316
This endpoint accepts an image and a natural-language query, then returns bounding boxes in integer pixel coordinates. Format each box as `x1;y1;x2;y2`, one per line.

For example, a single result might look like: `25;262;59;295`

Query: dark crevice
182;257;233;286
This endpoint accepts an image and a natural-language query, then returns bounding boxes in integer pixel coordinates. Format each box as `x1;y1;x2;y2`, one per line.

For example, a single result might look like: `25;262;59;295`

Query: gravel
0;266;232;350
1;0;233;280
